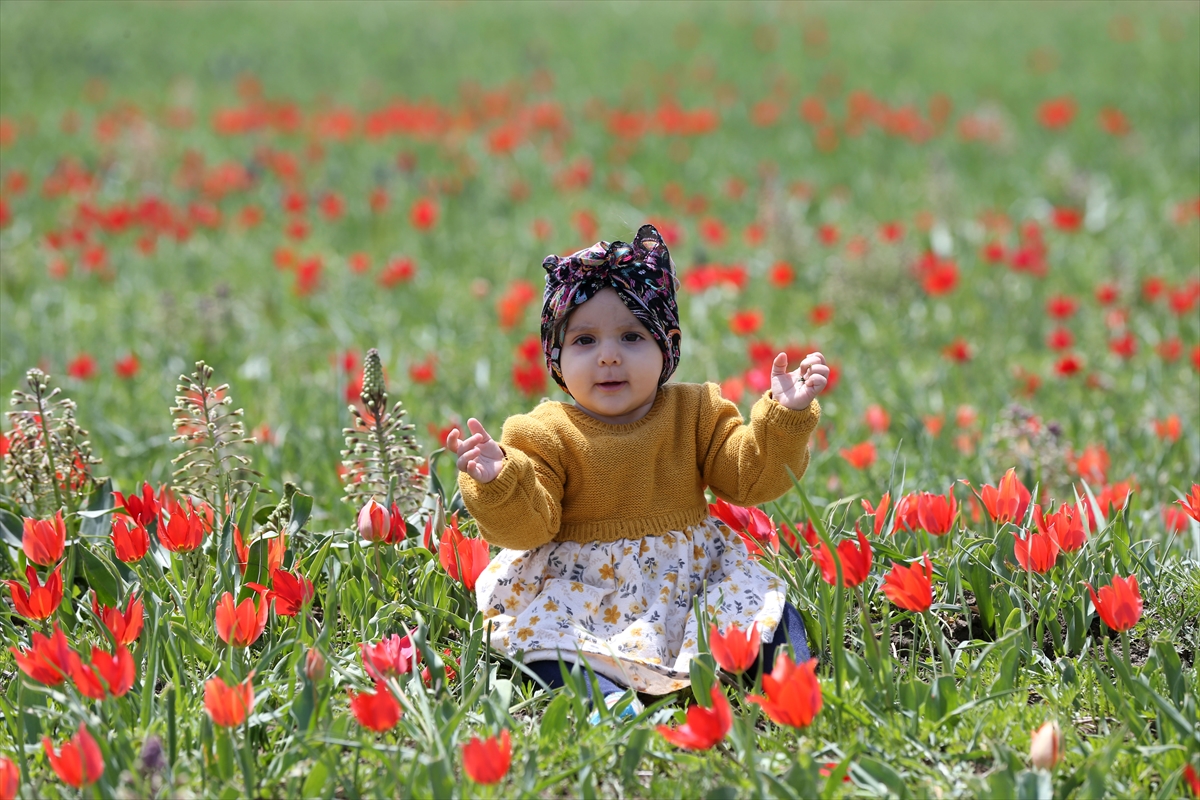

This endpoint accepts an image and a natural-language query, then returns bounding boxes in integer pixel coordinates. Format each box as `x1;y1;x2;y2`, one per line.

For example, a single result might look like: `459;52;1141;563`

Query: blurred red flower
1154;414;1181;442
982;241;1006;263
462;729;513;783
769;261;794;287
319;192;343;220
729;310;763;336
1054;353;1083;377
349;682;402;731
864;404;889;433
43;723;104;789
809;304;833;326
878;221;904;243
700;218;726;246
205;673;255;727
497;280;537;330
840;441;876;470
1047;327;1074;350
7;564;63;620
92;593;144;645
114;353;140;379
1162;506;1190;534
379;257;416;288
362;633;418;681
658;683;732;749
1098;107;1130;136
348;253;370;274
410;197;439;230
1051;207;1082;232
369;187;389;213
0;756;17;800
71;644;135;699
67;354;97;381
1038;96;1076;129
942;339;973;362
1109;332;1137;359
439;518;490;591
1095;283;1119;304
409;357;436;385
817;224;839;245
11;623;73;685
917;490;958;536
1046;295;1078;319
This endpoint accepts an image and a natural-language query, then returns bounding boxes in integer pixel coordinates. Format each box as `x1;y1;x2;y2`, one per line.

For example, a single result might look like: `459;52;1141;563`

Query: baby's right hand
445;418;505;483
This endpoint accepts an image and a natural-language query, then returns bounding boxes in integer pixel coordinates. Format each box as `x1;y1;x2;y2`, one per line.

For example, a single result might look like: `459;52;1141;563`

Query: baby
447;224;829;710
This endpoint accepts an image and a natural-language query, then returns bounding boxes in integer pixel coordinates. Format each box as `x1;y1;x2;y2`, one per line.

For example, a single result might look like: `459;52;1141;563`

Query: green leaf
287;490;313;536
857;756;909;799
1016;769;1053;800
620;728;650;792
540;693;570;741
300;759;329;800
241;536;272;597
78;545;121;606
966;557;996;631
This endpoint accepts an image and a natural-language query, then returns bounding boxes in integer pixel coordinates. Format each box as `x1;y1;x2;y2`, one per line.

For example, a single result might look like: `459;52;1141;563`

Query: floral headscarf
540;223;681;395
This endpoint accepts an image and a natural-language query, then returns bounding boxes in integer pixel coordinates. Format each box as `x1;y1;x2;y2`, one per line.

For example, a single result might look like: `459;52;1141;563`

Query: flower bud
1029;720;1062;770
357;498;390;543
305;648;328;681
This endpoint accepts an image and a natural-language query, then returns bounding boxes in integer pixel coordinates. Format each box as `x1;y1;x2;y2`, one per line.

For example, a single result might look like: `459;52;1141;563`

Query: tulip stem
854;585;884;700
1120;630;1132;674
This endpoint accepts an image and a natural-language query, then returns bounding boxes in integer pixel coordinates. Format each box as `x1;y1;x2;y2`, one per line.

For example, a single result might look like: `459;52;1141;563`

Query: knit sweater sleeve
698;384;821;508
456;413;563;551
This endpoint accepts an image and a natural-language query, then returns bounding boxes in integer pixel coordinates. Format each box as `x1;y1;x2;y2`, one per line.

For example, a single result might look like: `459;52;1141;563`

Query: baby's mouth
596;381;626;389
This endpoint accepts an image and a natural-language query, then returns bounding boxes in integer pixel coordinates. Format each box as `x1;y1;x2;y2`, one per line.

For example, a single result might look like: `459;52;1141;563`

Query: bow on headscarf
540;223;681;395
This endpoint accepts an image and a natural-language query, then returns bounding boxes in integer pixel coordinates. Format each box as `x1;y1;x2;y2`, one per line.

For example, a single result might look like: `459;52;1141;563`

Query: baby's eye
572;335;595;346
622;332;644;342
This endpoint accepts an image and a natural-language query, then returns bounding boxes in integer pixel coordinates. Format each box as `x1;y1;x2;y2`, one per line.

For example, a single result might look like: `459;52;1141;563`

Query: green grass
0;1;1198;797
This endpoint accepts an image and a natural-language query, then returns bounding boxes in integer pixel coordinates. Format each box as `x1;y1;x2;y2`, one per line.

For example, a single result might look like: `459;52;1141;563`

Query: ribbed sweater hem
553;506;711;543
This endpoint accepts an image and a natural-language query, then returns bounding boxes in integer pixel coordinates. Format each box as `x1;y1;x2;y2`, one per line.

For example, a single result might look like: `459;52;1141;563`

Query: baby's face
559;288;663;425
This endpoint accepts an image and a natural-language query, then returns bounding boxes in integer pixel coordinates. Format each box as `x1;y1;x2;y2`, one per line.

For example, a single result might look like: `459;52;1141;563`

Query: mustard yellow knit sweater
458;382;820;550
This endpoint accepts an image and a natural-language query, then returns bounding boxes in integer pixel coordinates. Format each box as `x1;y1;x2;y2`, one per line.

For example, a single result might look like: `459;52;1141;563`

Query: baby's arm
701;363;824;506
450;416;563;551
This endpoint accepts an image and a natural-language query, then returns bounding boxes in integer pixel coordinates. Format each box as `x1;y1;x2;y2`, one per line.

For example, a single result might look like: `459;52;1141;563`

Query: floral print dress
475;517;786;695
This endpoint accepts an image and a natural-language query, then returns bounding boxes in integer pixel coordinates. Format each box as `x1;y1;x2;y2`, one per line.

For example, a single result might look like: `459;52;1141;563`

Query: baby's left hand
771;352;830;410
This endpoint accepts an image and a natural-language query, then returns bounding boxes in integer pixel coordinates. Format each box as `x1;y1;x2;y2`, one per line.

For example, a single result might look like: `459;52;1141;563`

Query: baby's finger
445;428;462;452
456;446;480;473
771;352;789;375
467;418;493;442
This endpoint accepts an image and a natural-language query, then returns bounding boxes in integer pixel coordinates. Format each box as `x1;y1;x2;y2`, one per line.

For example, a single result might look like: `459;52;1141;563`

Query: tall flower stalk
341;349;423;515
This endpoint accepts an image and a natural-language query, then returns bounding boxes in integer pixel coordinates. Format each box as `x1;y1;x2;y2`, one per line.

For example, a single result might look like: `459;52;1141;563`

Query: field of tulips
1;1;1199;797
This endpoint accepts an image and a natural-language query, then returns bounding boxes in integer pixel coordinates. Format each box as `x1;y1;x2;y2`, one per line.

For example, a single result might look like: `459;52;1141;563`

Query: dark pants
526;602;811;698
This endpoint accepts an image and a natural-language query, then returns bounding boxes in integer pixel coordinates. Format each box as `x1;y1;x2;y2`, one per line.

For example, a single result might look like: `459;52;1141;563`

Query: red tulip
22;510;66;566
1013;528;1059;574
385;501;407;544
978;468;1032;525
205;673;255;727
810;526;873;588
439;518;490;591
708;497;753;532
11;623;73;686
1034;503;1087;553
111;515;150;562
916;490;958;536
113;482;159;527
1179;484;1200;522
214;590;268;648
462;728;513;784
746;653;823;729
233;525;286;576
264;568;314;617
893;492;921;532
657;683;732;749
708;622;761;675
1086;574;1142;632
158;502;206;552
0;756;18;800
882;554;933;612
92;593;144;645
70;644;135;699
357;498;390;543
349;682;402;731
1183;763;1199;797
839;441;876;470
861;492;890;535
361;633;419;681
43;723;104;788
7;563;63;620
